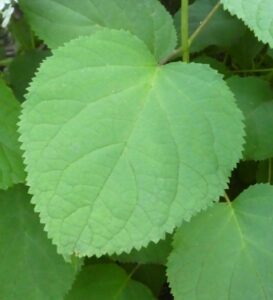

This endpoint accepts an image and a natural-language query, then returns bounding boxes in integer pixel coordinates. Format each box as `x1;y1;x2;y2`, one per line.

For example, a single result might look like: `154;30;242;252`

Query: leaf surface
65;264;155;300
227;76;273;160
19;0;176;61
221;0;273;47
0;185;76;300
0;79;25;189
167;184;273;300
19;29;244;257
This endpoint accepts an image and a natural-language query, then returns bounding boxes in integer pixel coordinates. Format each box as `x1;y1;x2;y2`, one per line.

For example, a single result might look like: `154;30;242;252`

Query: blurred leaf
0;185;77;300
66;264;155;300
6;49;50;101
227;76;273;160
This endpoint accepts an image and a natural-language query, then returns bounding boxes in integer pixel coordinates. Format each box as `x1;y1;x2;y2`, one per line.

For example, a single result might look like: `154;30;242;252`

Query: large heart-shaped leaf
0;185;77;300
19;29;244;257
221;0;273;47
19;0;176;61
0;79;25;189
167;184;273;300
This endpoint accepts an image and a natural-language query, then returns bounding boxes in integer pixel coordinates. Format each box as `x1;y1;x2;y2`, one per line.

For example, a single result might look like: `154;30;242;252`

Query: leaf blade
227;76;273;161
19;0;176;61
221;0;273;47
65;264;155;300
0;185;77;300
167;184;273;300
0;79;25;189
19;29;244;257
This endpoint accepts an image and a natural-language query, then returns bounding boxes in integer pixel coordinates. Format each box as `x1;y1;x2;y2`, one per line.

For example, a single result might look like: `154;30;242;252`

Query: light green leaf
19;0;176;61
111;235;172;265
221;0;273;47
0;79;25;189
227;76;273;160
19;29;244;257
0;185;77;300
65;264;155;300
167;184;273;300
174;0;246;52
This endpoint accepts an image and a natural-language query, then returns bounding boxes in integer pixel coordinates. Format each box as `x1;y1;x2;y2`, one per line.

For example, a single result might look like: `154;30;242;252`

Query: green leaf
0;185;77;300
227;76;273;160
6;50;50;101
65;264;155;300
174;0;246;52
0;79;25;189
167;184;273;300
193;55;231;77
19;0;176;61
111;235;172;265
130;264;166;297
9;14;35;51
228;29;264;69
221;0;273;47
19;29;244;257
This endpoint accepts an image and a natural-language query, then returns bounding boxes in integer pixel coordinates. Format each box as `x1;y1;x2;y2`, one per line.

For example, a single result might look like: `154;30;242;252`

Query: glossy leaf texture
167;184;273;300
221;0;273;47
0;79;25;189
65;264;155;300
174;0;246;52
227;76;273;160
19;29;244;257
19;0;176;61
0;185;77;300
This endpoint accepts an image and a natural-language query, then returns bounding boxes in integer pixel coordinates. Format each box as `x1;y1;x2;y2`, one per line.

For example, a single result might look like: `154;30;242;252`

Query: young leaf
221;0;273;47
174;0;246;53
19;0;176;61
0;79;25;189
19;29;244;258
0;185;77;300
167;184;273;300
65;264;155;300
111;235;172;265
227;76;273;160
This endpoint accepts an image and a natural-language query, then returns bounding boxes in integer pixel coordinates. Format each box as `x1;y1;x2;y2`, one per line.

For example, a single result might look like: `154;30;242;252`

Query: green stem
224;192;231;203
182;0;189;62
188;1;221;46
160;1;221;64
